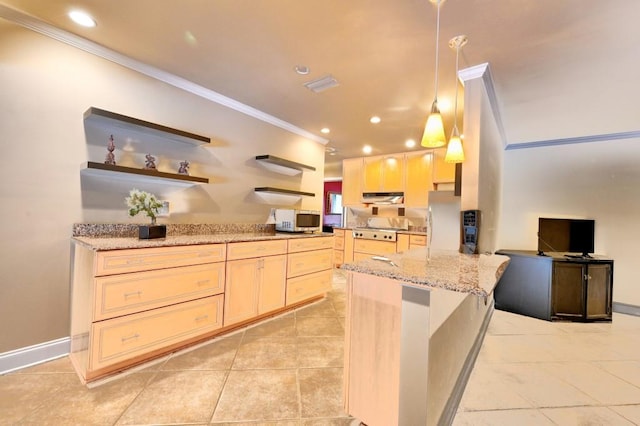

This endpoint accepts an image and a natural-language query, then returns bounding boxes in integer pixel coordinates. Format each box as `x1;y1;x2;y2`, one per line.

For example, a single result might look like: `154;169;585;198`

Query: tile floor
2;270;640;425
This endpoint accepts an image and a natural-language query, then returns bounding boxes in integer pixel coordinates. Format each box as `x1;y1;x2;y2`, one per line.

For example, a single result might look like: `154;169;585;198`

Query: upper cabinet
342;149;456;207
362;154;405;193
81;107;210;186
341;158;363;206
404;151;434;207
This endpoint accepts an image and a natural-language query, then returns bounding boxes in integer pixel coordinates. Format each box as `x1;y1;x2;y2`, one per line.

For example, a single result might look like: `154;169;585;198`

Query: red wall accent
323;180;343;227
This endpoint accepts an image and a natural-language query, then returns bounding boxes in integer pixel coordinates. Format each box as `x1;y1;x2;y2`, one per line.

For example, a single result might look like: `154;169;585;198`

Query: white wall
499;139;640;306
0;20;325;353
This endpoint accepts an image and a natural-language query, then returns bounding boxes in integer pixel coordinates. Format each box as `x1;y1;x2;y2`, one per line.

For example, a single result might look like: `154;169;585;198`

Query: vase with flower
125;189;166;239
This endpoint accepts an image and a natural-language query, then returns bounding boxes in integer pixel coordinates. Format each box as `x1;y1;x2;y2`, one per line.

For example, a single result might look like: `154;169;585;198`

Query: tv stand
564;253;593;259
495;250;613;322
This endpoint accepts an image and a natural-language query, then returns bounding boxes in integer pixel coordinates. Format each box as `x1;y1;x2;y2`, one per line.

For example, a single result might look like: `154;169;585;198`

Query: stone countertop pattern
340;248;510;298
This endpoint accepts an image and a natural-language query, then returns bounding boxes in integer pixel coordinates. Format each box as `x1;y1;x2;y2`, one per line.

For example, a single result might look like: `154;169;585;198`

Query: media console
494;250;613;322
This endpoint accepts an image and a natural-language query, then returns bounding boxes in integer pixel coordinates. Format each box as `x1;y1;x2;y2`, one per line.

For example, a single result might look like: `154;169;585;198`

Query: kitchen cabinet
494;250;613;322
286;236;334;305
353;239;397;262
396;233;427;253
404;151;434;207
432;147;456;185
82;107;210;186
362;154;405;193
334;229;345;266
69;242;226;383
224;240;288;326
342;158;363;206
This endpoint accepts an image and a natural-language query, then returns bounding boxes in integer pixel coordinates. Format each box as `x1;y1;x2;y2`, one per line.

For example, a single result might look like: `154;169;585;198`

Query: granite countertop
340;248;510;297
73;232;332;251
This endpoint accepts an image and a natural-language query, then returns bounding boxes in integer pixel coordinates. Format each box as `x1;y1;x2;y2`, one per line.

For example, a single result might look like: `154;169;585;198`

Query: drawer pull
121;333;140;343
126;259;144;265
123;291;142;299
198;252;211;257
195;315;209;321
296;263;305;268
196;279;210;286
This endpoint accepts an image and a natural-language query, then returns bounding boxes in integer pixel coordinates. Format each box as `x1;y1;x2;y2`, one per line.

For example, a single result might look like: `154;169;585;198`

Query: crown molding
0;4;328;145
459;63;507;147
505;130;640;150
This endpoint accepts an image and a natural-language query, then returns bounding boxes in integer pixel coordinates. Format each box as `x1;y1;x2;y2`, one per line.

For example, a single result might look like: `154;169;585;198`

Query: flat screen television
537;218;595;257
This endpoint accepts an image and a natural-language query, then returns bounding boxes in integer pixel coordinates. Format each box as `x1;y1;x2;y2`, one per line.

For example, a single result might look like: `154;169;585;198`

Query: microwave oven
274;209;321;232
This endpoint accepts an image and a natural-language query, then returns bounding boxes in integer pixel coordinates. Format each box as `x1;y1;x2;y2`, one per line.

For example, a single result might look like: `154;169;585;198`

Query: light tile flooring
2;270;640;425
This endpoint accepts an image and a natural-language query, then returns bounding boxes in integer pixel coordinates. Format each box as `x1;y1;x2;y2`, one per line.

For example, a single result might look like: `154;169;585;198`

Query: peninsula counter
340;249;510;426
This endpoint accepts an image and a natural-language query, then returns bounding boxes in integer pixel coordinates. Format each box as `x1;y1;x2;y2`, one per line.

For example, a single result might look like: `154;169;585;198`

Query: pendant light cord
433;0;441;101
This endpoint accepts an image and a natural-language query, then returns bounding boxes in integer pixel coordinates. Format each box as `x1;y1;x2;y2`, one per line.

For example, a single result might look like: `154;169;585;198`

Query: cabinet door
362;156;384;192
224;258;259;326
342;158;363;206
381;154;404;192
586;263;612;319
432;148;456;184
405;151;433;207
396;234;410;253
257;255;287;315
552;262;585;318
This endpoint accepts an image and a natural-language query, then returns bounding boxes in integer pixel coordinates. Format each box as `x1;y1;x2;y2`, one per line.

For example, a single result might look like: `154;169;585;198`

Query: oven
352;217;407;261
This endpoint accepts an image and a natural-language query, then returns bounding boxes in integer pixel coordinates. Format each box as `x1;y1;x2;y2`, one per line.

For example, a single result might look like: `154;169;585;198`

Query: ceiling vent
303;74;339;93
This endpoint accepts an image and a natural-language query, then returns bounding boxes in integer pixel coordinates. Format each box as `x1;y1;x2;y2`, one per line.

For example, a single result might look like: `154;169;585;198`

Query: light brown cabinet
362;154;405;193
404;151;434;207
432;148;456;184
353;239;397;262
69;243;226;383
396;233;427;253
224;240;288;326
342;158;363;206
286;236;334;305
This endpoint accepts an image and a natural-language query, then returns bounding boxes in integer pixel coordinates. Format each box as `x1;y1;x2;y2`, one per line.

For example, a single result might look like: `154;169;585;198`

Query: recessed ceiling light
68;10;96;28
321;127;330;134
405;139;416;148
370;116;381;124
363;145;372;155
294;65;310;75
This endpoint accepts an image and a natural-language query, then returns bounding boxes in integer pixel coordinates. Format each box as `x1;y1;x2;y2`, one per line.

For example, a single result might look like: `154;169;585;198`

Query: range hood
361;192;404;205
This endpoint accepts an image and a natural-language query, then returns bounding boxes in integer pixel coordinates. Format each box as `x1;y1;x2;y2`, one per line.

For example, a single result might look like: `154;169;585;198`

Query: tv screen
537;218;595;256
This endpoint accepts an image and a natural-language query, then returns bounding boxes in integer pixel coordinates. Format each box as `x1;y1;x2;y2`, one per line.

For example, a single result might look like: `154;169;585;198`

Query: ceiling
3;0;640;176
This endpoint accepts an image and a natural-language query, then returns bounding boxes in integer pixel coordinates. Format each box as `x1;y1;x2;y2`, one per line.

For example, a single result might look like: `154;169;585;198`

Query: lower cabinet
286;236;334;305
224;240;288;326
552;261;612;321
396;233;427;253
353;239;396;262
494;250;613;322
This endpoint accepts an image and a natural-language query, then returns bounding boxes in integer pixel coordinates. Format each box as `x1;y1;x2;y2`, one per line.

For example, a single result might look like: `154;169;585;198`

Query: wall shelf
84;107;210;146
254;187;315;205
254;187;315;197
255;155;315;176
82;161;209;186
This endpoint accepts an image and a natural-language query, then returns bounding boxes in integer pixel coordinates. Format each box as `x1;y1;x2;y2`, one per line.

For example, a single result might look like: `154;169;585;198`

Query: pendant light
420;0;446;148
445;35;467;163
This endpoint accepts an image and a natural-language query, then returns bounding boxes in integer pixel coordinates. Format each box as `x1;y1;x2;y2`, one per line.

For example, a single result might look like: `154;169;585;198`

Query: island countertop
340;248;510;297
73;232;332;251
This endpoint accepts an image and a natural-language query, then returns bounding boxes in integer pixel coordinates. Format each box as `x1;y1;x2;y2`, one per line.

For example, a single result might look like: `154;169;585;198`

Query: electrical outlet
157;201;170;218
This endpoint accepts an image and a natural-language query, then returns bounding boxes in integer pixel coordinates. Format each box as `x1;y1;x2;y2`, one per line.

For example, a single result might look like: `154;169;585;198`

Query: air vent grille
303;74;339;93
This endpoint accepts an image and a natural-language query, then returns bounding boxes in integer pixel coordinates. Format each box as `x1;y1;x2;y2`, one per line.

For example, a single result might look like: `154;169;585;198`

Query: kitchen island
340;249;510;426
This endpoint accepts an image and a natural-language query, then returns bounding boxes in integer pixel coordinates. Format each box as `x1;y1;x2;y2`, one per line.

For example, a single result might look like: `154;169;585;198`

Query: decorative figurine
144;154;157;170
104;135;116;165
178;160;190;175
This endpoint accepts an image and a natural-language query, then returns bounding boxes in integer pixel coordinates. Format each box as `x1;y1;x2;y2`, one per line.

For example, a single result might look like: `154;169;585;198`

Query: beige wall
0;20;324;353
499;139;640;306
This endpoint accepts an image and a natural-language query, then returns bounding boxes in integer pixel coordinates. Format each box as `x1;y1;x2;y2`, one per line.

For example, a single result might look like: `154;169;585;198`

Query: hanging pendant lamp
421;0;446;148
445;34;467;163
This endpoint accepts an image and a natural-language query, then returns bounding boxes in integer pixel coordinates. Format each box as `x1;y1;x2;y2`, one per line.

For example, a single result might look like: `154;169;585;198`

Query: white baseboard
0;337;70;375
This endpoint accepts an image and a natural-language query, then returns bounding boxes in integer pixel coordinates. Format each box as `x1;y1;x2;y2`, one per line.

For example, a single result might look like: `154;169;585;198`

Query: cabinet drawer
90;295;223;370
226;240;287;260
334;249;344;265
288;236;334;253
410;235;427;246
333;229;345;238
286;269;333;305
287;249;333;278
354;239;397;256
94;244;226;276
94;263;225;321
335;236;345;250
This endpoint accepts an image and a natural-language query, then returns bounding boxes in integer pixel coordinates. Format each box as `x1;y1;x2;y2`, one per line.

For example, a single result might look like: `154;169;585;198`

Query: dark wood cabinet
495;250;613;322
552;261;612;320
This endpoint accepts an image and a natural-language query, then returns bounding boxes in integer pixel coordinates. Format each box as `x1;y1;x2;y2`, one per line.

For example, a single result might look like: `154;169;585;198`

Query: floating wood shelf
84;107;210;146
254;187;315;197
82;161;209;185
255;155;315;176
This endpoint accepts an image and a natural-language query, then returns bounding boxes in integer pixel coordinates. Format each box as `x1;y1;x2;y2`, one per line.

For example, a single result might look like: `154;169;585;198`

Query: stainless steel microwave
274;209;321;232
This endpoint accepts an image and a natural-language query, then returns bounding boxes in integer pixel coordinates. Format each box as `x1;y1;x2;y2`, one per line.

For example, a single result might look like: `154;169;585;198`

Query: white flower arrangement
125;189;163;225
